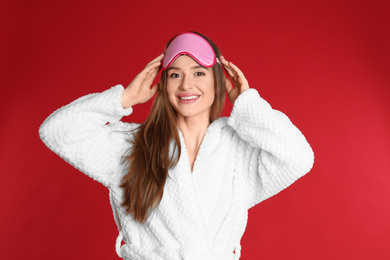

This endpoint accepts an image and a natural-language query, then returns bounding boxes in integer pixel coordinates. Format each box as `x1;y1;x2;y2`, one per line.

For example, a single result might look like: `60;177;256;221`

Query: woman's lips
177;96;200;104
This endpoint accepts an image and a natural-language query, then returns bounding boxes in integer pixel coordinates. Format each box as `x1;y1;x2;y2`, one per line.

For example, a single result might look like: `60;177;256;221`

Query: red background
1;0;389;259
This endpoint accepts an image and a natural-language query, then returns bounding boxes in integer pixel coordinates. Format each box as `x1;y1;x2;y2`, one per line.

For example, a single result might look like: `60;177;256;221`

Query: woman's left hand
220;56;250;105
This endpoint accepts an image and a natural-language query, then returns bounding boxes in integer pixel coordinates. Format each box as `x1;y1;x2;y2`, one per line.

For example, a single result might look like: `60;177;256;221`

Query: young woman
39;32;314;260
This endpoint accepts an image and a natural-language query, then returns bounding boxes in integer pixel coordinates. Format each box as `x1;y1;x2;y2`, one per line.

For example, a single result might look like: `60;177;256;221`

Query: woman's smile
178;96;200;103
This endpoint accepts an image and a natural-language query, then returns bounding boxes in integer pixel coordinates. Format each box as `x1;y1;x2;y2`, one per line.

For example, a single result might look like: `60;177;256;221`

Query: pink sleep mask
162;32;220;71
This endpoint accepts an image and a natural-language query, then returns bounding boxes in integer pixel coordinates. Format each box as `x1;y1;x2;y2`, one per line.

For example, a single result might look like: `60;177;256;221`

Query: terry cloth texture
39;84;314;260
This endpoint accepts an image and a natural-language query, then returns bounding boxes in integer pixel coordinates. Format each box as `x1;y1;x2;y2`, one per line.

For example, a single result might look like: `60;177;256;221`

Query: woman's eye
170;73;180;78
194;72;205;76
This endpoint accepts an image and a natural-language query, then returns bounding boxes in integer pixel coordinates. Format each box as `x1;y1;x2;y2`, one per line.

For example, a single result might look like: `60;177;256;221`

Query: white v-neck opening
177;118;222;175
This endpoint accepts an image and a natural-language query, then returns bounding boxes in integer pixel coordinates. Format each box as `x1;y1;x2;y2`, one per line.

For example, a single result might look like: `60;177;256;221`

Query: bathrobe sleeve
38;84;140;188
226;88;314;209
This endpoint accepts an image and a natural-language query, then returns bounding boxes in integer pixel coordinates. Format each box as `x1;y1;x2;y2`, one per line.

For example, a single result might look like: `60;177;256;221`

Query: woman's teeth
179;96;199;100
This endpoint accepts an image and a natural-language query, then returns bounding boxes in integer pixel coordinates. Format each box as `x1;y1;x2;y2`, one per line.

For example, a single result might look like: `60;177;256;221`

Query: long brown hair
119;32;226;223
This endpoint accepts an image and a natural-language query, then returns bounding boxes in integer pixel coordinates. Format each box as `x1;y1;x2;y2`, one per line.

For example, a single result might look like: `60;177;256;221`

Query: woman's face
166;55;215;121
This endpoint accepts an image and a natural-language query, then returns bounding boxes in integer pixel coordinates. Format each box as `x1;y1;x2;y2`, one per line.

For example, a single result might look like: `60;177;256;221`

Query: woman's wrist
121;92;137;109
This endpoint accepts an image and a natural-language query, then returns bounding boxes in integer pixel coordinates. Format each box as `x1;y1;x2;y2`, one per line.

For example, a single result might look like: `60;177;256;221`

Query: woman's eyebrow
166;67;179;72
191;65;209;70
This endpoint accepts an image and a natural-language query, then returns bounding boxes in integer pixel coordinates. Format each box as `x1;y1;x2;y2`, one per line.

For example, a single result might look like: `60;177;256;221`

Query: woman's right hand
121;53;164;109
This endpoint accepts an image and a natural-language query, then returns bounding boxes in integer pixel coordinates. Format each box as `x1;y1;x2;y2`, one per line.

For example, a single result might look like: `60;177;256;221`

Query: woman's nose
179;75;194;90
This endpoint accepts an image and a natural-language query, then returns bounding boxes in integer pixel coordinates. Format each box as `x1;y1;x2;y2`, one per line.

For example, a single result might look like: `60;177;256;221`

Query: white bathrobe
39;84;314;259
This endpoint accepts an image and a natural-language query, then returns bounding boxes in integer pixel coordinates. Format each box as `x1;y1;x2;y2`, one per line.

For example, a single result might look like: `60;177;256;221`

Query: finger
229;62;249;86
133;61;160;86
220;56;231;69
143;63;161;85
221;57;247;88
148;52;165;64
225;65;236;79
145;60;162;70
147;63;161;81
150;82;159;95
221;60;235;78
146;53;165;66
224;65;235;79
143;61;161;76
220;56;233;70
225;78;233;93
228;61;245;79
220;57;237;79
227;62;239;79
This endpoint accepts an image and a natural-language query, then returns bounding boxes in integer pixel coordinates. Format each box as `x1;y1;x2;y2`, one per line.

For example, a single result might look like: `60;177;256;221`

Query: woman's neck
176;114;210;153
